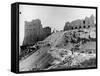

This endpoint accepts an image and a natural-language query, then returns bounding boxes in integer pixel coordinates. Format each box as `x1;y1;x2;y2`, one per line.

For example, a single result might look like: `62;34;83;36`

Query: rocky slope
19;27;96;71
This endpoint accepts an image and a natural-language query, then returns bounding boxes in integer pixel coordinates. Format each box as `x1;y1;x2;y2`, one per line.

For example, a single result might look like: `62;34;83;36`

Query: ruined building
22;19;51;46
64;15;95;31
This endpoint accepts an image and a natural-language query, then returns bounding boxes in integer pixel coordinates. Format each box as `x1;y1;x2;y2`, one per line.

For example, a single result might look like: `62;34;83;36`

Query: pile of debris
19;27;96;71
44;28;96;70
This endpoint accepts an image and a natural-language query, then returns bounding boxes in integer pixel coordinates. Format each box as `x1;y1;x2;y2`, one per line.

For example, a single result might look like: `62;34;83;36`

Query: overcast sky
19;5;96;45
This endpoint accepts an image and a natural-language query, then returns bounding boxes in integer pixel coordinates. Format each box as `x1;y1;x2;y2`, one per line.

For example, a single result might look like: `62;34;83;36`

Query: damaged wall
64;15;95;31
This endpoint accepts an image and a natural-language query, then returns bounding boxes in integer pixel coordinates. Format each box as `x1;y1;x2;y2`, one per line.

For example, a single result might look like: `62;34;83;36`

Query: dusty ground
19;28;96;71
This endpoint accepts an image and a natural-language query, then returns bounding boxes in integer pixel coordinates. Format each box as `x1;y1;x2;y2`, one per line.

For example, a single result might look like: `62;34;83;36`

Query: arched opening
88;25;90;28
83;26;86;28
79;26;81;29
88;51;92;54
83;20;85;24
75;27;77;29
72;27;73;30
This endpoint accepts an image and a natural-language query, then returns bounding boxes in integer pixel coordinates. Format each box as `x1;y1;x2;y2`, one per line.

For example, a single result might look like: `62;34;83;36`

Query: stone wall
22;19;51;46
64;15;95;31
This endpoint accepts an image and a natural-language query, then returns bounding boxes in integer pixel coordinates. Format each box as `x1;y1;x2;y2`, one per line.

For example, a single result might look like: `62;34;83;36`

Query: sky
19;5;96;45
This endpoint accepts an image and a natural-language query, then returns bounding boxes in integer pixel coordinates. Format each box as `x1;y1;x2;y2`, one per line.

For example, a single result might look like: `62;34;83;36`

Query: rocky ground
19;27;96;71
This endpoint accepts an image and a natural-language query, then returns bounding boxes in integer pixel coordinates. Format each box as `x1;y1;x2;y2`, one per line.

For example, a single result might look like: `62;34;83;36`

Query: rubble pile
19;27;96;71
19;15;96;71
44;28;96;70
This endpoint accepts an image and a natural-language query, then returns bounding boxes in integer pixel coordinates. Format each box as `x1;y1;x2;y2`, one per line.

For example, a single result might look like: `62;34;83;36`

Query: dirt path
19;47;51;71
